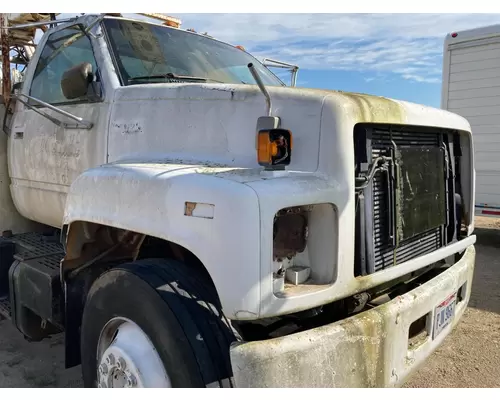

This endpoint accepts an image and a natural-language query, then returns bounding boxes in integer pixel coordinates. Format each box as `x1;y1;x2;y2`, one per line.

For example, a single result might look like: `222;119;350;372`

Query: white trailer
442;24;500;217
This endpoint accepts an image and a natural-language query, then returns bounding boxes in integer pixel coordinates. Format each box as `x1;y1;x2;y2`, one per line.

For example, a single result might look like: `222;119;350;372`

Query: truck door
8;24;109;228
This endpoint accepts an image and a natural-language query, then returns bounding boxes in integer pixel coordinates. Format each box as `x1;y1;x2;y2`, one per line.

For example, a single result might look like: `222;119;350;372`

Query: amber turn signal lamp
257;129;293;169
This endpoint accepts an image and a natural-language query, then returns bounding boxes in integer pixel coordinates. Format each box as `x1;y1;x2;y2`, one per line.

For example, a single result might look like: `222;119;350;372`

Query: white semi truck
0;13;476;388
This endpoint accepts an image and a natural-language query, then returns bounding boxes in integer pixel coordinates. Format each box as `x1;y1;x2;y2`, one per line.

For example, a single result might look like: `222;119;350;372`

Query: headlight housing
272;203;338;295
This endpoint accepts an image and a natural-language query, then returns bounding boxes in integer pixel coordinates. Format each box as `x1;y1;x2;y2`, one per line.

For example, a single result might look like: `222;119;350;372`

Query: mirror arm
14;96;66;127
2;96;14;136
15;94;93;129
291;68;298;87
262;58;299;87
88;73;102;101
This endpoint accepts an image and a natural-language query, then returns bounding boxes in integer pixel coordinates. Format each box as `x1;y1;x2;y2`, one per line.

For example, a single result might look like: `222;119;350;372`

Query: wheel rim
96;317;171;388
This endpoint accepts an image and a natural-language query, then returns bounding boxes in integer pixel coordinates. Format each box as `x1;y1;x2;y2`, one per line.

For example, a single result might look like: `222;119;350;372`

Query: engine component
273;207;308;260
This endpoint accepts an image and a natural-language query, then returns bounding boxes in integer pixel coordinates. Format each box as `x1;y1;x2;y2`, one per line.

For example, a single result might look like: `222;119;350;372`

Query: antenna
248;63;272;117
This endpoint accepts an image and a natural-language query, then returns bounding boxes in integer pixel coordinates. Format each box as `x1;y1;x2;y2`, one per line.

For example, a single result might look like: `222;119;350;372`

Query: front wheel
80;259;237;388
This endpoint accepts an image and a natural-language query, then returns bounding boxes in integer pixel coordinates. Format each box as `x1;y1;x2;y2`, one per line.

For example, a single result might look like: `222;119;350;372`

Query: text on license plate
433;292;457;339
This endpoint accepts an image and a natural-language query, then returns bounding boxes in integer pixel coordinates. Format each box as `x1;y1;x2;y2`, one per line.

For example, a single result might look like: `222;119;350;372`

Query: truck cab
0;13;476;388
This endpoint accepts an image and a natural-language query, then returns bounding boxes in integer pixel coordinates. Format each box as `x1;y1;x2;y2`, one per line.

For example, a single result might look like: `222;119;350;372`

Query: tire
80;258;238;388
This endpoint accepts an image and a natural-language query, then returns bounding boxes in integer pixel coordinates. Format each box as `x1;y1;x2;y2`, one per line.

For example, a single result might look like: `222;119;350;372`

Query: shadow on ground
468;228;500;315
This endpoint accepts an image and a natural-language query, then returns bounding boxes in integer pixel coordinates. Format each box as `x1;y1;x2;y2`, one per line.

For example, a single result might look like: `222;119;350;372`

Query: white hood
108;83;472;176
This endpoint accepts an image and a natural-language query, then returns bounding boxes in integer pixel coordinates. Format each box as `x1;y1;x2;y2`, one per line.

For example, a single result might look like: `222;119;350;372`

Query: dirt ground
0;217;498;388
405;216;500;388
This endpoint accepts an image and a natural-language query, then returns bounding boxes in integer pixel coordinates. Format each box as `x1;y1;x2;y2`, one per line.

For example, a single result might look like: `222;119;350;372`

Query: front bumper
230;244;475;388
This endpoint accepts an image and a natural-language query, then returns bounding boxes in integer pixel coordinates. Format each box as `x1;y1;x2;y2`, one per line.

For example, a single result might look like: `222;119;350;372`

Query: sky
169;14;500;108
32;13;500;108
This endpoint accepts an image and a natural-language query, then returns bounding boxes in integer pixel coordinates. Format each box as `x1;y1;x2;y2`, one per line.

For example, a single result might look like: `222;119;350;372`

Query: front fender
63;162;261;319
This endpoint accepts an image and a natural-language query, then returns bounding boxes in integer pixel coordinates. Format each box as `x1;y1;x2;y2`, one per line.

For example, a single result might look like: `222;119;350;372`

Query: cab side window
30;25;99;105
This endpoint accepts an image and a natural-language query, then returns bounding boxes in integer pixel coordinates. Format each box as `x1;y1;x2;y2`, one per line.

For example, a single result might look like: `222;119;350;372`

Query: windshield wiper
128;73;223;83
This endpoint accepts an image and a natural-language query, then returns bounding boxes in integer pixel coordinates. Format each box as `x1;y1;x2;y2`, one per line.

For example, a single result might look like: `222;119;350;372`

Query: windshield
103;18;284;87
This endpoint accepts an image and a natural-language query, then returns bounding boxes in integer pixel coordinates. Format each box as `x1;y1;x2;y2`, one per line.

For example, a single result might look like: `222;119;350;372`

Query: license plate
433;292;457;339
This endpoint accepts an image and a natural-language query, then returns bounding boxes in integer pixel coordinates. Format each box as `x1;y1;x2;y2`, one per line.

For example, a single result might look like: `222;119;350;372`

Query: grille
369;128;445;272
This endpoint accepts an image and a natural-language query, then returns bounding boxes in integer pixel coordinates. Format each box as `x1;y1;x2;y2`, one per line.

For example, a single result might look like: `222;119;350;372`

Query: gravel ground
0;216;498;388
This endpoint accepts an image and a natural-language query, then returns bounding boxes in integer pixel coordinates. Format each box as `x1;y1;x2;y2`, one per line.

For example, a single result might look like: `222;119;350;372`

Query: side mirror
61;62;94;100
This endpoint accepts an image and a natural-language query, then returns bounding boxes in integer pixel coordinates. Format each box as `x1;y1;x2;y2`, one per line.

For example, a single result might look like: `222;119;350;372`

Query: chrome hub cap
96;317;171;388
